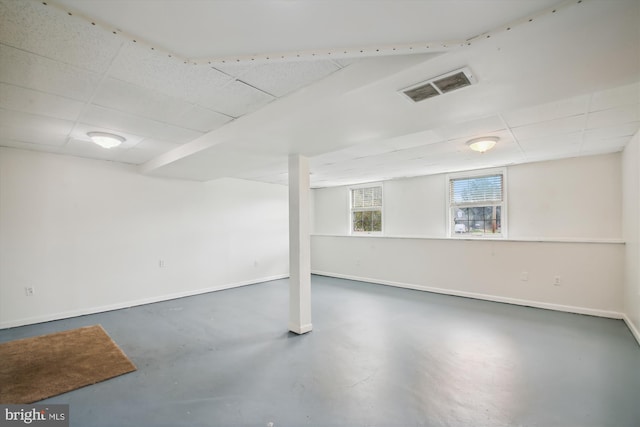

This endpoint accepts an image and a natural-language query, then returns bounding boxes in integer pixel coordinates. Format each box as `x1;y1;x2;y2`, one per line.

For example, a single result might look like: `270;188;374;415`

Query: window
449;170;505;237
350;185;383;234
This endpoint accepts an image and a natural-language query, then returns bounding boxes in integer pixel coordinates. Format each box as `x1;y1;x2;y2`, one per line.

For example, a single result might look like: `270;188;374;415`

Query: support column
288;154;312;334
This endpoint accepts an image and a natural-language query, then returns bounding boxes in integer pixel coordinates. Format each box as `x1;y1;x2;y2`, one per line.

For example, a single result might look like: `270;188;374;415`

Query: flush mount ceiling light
87;132;125;149
467;136;498;153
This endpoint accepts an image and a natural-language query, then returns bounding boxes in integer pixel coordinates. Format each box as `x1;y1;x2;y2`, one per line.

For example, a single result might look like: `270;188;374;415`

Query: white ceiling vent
401;67;476;103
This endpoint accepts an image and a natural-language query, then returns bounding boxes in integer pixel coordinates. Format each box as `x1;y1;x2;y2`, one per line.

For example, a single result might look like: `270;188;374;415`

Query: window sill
311;234;625;244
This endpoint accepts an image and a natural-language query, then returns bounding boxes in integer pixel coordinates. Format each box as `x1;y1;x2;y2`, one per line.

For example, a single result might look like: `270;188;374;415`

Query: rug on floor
0;324;136;404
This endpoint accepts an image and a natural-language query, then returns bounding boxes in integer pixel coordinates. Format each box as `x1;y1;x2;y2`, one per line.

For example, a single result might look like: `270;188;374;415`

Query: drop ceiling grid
78;105;204;144
583;122;640;143
0;0;123;74
0;83;84;122
108;43;235;105
433;115;506;142
381;129;444;151
91;77;233;133
0;139;67;155
231;60;342;97
509;115;587;142
0;108;74;146
0;44;102;102
586;105;639;130
580;136;630;155
501;94;590;128
589;82;640;111
196;80;275;118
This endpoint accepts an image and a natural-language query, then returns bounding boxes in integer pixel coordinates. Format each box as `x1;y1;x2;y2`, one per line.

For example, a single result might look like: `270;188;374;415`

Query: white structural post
288;154;313;334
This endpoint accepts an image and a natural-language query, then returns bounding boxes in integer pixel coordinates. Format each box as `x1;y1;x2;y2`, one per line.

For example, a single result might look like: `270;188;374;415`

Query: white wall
0;148;290;328
313;153;622;240
622;131;640;343
312;236;623;315
311;154;624;317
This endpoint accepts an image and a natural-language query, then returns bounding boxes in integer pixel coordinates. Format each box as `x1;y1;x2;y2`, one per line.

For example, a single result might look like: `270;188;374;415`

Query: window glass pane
353;211;363;232
362;211;372;231
372;210;382;232
452;206;501;235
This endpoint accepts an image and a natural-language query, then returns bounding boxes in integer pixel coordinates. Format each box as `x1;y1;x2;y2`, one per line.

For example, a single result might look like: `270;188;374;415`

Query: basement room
0;0;639;426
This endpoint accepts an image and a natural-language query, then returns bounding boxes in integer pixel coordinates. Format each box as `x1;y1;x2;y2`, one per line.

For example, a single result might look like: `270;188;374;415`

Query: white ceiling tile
583;122;640;142
586;104;640;129
173;105;233;133
109;43;232;102
63;137;124;161
235;60;341;97
0;139;66;155
436;115;506;141
79;105;203;144
519;145;582;164
334;58;360;68
0;108;73;146
581;136;630;155
590;82;640;111
0;0;123;73
381;130;444;151
92;78;191;121
518;132;584;150
0;44;101;101
0;83;84;121
92;78;232;132
197;80;275;118
212;63;255;78
502;95;589;128
510;115;586;141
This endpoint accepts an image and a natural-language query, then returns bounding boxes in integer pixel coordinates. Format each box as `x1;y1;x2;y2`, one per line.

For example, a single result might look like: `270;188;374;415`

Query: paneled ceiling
0;0;638;188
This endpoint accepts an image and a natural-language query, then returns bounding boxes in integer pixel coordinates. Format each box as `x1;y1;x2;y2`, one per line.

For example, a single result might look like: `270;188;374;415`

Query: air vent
401;67;475;103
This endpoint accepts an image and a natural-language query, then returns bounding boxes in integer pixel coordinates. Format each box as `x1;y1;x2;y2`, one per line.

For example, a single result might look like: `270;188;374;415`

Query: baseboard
312;270;624;320
623;314;640;346
0;274;289;329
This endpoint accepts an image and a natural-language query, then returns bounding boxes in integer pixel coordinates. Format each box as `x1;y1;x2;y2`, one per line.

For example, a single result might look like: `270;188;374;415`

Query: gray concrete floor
1;275;639;427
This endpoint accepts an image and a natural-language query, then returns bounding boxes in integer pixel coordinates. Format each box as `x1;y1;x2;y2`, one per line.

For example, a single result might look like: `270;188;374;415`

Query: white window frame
446;168;508;238
349;183;384;235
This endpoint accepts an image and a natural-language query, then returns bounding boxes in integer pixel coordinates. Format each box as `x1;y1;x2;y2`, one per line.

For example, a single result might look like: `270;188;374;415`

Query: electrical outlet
520;271;529;281
159;259;165;268
554;276;561;286
25;287;35;297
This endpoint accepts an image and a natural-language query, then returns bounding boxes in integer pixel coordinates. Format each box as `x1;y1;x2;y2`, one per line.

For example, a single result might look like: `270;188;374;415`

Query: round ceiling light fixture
467;136;498;153
87;131;125;149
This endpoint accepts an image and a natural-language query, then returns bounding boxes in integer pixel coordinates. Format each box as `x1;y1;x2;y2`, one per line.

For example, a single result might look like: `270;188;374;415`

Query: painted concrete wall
0;148;290;328
311;154;624;316
313;153;622;240
622;131;640;343
312;236;623;315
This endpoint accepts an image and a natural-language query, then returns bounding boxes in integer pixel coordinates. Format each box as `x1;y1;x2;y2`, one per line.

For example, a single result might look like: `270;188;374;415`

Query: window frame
349;183;384;235
446;168;508;238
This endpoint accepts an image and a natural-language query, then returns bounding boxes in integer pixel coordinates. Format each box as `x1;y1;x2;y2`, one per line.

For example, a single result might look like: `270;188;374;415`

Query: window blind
352;186;382;209
450;174;503;205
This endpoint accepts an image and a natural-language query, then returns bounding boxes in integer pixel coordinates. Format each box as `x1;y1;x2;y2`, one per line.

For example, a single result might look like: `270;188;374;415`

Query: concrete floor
1;276;639;427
